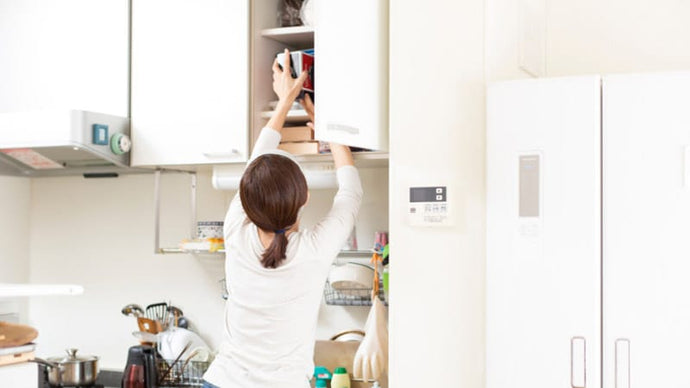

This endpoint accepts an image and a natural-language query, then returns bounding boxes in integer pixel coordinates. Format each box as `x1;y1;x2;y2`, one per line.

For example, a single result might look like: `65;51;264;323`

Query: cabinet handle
683;145;690;189
571;336;586;388
615;338;631;388
203;149;242;159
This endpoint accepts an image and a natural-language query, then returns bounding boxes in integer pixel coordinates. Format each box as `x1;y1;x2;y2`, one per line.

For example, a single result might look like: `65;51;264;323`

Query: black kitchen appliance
122;345;157;388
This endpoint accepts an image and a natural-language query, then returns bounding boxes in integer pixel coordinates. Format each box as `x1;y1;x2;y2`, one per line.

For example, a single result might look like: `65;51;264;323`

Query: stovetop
48;385;105;388
38;365;122;388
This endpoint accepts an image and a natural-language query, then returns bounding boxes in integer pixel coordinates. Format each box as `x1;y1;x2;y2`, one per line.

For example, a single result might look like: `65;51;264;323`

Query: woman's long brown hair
239;154;308;268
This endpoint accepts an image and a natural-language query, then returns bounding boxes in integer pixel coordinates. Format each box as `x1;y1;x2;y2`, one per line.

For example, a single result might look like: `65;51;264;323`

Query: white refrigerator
487;72;690;387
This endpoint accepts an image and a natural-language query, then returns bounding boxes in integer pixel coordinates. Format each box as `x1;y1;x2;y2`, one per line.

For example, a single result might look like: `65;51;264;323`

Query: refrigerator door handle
615;338;631;388
571;336;586;388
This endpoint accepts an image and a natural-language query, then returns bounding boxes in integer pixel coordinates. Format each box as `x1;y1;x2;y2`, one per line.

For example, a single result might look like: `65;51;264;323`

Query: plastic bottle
313;366;332;388
331;367;351;388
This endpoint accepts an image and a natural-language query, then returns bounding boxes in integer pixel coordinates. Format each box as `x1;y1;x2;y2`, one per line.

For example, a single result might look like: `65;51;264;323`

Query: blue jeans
202;381;220;388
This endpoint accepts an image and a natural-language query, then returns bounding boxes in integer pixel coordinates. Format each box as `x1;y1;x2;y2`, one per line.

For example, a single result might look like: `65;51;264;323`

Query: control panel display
408;186;450;226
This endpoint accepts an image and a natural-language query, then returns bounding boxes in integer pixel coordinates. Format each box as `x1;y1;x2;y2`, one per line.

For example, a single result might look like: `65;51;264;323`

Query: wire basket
157;358;211;387
323;279;387;306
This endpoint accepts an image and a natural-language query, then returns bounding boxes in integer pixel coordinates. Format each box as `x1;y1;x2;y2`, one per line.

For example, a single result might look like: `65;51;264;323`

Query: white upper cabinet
487;76;602;388
313;0;389;151
602;72;690;388
0;0;128;116
131;0;249;167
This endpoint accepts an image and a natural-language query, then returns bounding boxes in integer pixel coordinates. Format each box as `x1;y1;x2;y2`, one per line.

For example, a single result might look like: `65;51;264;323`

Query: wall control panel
408;186;450;226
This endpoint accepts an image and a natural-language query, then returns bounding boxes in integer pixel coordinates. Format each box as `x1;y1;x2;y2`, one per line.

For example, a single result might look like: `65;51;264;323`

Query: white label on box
0;148;63;169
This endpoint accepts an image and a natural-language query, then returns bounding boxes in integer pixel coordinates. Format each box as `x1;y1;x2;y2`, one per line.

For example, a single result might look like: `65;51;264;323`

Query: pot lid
46;348;98;363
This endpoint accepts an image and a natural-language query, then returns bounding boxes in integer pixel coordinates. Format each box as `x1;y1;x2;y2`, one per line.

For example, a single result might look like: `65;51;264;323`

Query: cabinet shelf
261;26;314;47
260;109;309;122
159;248;226;255
337;250;377;258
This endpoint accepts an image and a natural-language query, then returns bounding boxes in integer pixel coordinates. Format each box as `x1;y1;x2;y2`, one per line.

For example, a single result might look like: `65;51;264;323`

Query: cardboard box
282;126;314;142
278;141;325;155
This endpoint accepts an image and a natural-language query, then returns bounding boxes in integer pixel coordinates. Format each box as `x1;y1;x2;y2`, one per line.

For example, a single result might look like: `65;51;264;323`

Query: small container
313;366;332;388
197;221;223;239
331;367;351;388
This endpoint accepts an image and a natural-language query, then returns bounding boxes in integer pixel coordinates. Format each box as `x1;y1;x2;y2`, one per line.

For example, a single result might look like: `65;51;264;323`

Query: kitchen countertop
84;339;389;388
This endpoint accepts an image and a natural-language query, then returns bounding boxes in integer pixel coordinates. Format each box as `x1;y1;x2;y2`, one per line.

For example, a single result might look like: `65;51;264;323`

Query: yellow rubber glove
352;295;388;381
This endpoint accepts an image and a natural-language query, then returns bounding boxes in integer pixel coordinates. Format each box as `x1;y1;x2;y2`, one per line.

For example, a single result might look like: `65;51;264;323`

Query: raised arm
225;49;308;235
299;95;362;259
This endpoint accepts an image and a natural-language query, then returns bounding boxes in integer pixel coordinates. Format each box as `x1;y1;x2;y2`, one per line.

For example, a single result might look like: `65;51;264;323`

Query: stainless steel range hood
0;109;140;177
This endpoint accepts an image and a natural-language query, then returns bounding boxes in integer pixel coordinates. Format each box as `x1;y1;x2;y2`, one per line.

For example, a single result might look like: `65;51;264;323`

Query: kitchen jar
197;221;223;239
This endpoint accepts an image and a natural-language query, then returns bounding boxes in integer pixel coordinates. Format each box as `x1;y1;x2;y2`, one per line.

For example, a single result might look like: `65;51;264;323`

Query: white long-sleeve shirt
203;127;363;388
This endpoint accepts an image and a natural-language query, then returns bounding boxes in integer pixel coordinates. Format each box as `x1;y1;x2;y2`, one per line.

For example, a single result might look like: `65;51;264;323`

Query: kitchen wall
486;0;542;81
0;177;31;321
546;0;690;75
390;0;690;386
389;0;487;386
25;167;388;369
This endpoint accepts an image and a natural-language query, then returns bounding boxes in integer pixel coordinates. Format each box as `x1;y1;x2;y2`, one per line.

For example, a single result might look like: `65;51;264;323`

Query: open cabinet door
313;0;388;151
602;72;690;388
487;76;602;388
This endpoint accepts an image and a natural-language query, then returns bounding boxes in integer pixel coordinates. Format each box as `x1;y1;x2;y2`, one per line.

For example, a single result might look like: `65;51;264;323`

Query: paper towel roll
212;164;337;190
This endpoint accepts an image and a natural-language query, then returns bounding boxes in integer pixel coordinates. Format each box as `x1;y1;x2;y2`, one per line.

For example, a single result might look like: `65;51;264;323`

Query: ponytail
261;231;289;269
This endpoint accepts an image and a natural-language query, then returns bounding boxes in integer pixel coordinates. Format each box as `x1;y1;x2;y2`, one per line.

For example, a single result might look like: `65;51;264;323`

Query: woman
202;50;363;387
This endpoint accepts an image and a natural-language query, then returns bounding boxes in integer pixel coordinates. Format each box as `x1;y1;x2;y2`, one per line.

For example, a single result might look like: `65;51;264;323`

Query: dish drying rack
323;278;387;306
157;358;211;387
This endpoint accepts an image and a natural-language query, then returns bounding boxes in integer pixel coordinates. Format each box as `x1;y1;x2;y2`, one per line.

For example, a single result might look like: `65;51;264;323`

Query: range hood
0;110;138;177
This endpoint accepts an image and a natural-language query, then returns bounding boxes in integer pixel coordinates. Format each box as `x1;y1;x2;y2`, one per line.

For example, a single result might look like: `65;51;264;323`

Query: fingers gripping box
276;50;314;93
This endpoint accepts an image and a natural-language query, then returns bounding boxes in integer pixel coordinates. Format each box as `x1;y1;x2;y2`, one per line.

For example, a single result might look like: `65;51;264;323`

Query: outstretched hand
272;49;308;104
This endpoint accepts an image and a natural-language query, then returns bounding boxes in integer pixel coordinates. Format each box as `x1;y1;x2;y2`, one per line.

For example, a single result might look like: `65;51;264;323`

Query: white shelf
338;250;376;258
159;248;225;255
0;284;84;297
261;26;314;47
260;109;309;123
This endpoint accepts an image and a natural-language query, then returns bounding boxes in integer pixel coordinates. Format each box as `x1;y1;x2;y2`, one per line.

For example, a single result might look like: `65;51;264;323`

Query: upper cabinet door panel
0;0;128;116
313;0;388;151
487;76;602;388
602;72;690;388
131;0;249;167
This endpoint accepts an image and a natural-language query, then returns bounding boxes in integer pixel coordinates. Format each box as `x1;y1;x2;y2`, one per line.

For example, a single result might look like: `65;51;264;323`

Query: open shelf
159;247;226;255
337;250;377;258
260;109;309;122
261;26;314;47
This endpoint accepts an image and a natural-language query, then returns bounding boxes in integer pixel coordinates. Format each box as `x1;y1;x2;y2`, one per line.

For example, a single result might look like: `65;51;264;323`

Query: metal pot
33;348;99;387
